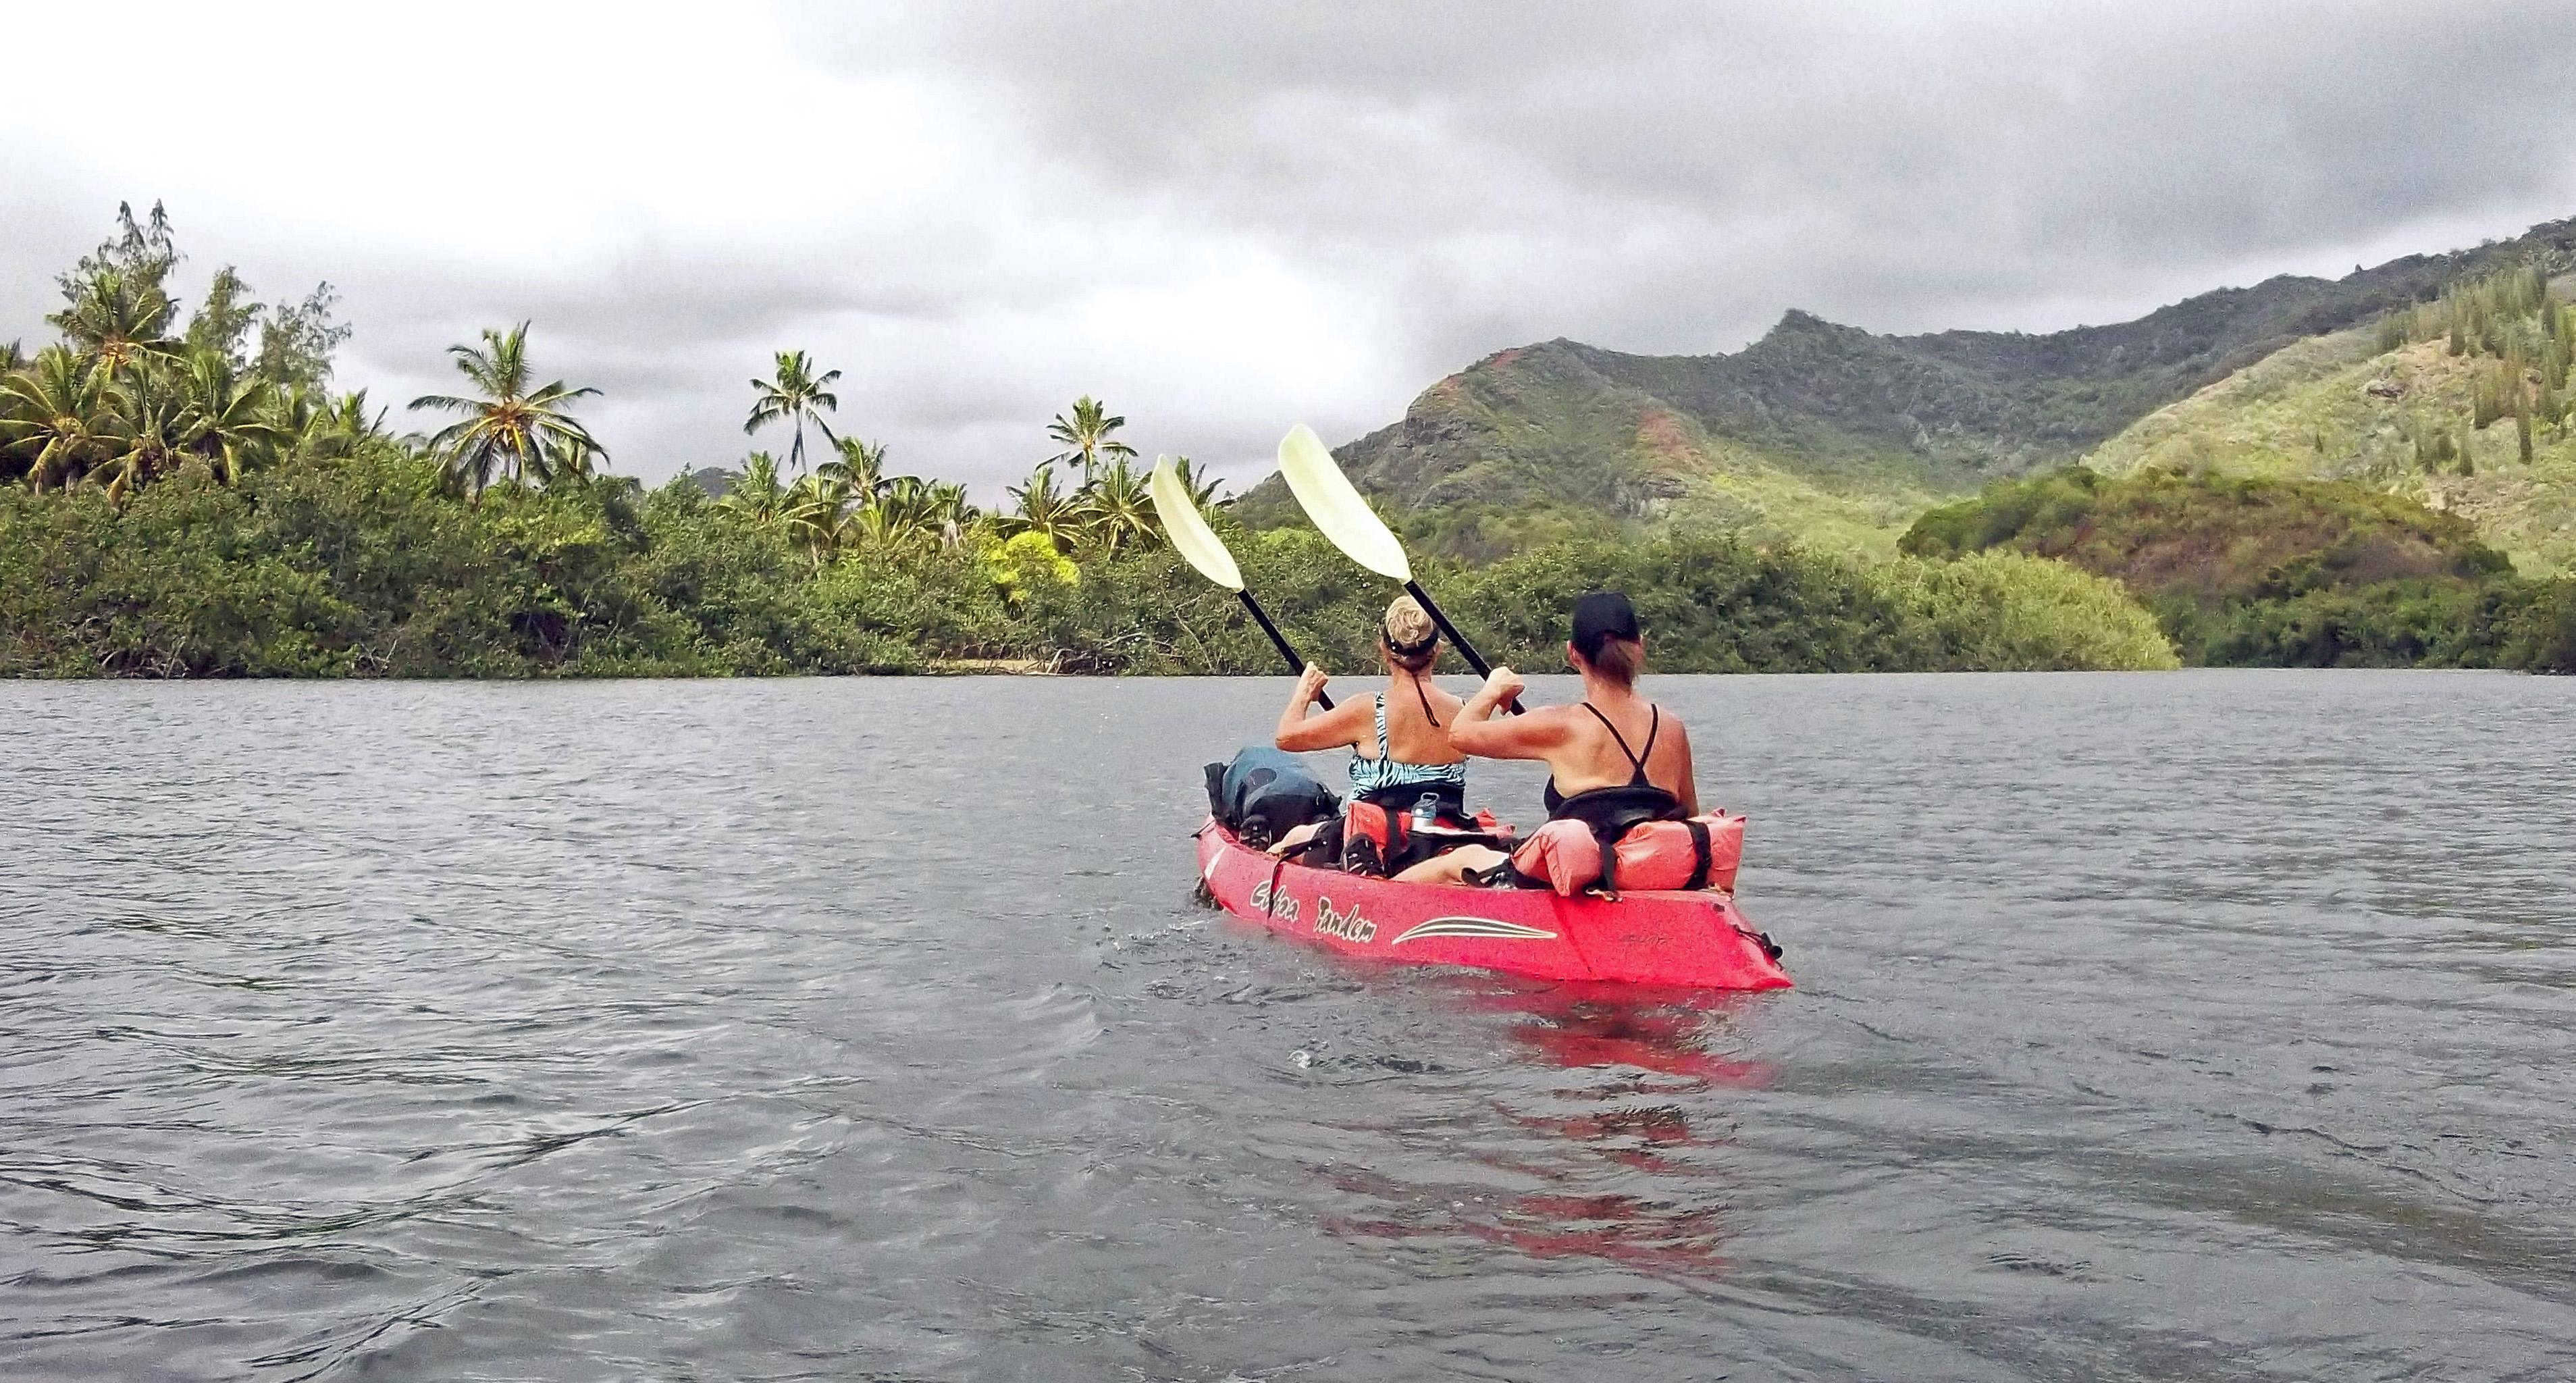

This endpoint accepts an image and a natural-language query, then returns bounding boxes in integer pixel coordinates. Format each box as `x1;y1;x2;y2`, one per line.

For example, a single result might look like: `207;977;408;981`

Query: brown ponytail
1585;636;1641;687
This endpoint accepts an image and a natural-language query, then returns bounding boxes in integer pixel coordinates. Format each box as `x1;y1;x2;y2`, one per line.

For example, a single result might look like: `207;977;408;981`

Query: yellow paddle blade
1276;423;1411;581
1149;455;1242;591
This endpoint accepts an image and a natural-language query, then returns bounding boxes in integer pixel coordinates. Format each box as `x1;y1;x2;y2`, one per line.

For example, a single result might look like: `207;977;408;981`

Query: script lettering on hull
1310;895;1378;945
1247;879;1300;924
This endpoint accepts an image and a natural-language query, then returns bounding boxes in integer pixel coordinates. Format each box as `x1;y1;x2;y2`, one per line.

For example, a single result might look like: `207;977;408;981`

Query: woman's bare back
1540;695;1695;805
1358;677;1466;764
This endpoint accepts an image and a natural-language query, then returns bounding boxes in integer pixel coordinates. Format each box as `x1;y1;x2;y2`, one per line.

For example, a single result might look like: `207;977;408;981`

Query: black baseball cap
1569;591;1640;658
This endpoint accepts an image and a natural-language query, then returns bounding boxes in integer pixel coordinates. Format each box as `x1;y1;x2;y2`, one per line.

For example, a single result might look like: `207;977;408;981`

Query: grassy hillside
1240;217;2576;562
1899;465;2566;667
2087;268;2576;574
1235;336;1955;560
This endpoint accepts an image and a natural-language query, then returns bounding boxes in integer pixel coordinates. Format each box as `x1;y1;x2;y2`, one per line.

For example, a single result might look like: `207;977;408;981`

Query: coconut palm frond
745;349;843;474
1;346;120;491
1077;456;1156;556
405;323;604;500
1045;395;1136;483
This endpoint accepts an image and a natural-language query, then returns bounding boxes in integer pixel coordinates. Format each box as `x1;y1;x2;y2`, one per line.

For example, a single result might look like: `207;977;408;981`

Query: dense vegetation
1;204;2182;678
1256;217;2576;563
2088;260;2576;575
1901;466;2574;669
0;449;2179;677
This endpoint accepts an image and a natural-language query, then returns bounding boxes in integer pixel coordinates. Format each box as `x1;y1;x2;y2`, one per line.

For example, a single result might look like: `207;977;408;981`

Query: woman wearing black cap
1392;590;1698;887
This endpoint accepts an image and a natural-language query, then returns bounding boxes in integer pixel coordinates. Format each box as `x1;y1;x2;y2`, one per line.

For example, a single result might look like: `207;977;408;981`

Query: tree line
19;199;2554;679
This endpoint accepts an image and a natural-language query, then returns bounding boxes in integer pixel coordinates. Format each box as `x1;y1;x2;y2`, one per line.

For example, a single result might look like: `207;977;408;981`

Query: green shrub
1897;463;2537;667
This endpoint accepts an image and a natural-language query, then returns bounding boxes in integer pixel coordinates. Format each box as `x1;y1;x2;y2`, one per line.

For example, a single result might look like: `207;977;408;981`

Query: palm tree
718;452;789;524
816;434;888;501
178;353;282;484
1168;454;1225;509
327;389;384;438
1078;455;1156;555
1003;461;1080;548
1046;395;1136;484
927;480;974;548
91;361;191;503
785;472;857;563
1;346;120;491
49;268;178;374
406;323;606;499
1;340;24;374
744;350;841;474
271;384;382;463
851;475;937;551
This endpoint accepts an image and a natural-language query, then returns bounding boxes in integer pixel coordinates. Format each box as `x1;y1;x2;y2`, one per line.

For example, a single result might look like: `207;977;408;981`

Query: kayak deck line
1195;820;1791;991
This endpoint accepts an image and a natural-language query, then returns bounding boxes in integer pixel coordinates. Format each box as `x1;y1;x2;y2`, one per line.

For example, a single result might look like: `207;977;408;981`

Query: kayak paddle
1149;455;1332;710
1273;423;1521;712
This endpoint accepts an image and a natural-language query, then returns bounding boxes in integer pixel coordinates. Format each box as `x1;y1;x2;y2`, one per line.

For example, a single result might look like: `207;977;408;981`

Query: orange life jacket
1509;812;1744;896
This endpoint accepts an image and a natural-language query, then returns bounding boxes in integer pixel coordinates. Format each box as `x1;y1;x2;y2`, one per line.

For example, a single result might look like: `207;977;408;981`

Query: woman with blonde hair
1269;596;1470;870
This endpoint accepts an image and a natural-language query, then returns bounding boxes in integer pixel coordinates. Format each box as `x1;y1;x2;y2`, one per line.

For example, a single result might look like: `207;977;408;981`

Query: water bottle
1411;792;1440;839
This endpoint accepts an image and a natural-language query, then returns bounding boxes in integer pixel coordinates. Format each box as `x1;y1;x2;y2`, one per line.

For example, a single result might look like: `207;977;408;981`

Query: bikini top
1543;702;1682;835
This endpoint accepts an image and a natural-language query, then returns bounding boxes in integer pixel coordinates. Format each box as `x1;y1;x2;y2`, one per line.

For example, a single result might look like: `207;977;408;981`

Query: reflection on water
1485;983;1776;1085
1327;985;1768;1278
3;672;2574;1380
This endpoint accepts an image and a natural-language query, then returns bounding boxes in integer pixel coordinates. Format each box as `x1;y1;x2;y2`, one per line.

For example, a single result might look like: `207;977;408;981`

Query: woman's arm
1275;664;1368;752
1445;667;1567;761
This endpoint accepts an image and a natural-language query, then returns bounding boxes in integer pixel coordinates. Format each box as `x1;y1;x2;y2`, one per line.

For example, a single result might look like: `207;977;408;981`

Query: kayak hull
1194;821;1791;991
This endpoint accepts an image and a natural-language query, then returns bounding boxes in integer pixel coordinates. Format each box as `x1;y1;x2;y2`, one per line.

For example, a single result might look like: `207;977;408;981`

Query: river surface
2;672;2571;1381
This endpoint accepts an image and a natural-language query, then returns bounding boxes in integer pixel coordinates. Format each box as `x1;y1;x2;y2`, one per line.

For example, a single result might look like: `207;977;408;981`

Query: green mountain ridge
2086;271;2576;575
1240;217;2576;561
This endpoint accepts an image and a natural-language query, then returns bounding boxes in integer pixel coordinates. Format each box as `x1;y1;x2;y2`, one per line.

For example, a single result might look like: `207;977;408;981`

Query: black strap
1286;818;1343;865
1683;818;1712;891
1411;673;1442;729
1578;702;1659;788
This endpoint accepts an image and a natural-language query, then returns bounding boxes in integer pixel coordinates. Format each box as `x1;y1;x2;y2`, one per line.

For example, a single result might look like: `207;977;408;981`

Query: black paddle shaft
1403;581;1523;716
1237;589;1332;711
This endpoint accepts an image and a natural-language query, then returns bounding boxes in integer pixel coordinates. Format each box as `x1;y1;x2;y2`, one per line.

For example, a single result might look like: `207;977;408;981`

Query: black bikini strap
1411;673;1441;729
1579;702;1648;772
1579;702;1660;789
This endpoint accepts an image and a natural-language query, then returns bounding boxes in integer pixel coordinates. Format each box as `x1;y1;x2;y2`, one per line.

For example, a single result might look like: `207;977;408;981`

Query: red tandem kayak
1194;821;1791;991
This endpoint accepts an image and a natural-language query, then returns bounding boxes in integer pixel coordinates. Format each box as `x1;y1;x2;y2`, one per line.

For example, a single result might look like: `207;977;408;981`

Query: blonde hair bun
1383;595;1438;651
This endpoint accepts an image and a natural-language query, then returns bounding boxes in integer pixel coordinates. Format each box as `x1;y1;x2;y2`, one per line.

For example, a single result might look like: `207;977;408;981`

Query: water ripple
1;672;2571;1380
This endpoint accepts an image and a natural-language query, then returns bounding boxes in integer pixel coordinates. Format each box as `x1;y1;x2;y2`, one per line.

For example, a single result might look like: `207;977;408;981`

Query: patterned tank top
1348;687;1469;802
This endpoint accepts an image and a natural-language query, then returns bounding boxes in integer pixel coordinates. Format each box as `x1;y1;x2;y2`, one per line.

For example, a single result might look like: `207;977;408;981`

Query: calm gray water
3;672;2572;1381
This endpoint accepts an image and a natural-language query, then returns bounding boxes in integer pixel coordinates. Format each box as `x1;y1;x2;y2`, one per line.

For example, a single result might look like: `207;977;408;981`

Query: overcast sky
5;1;2573;494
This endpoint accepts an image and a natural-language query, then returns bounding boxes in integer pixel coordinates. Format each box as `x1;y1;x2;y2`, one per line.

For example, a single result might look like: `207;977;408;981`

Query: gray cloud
7;1;2573;494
